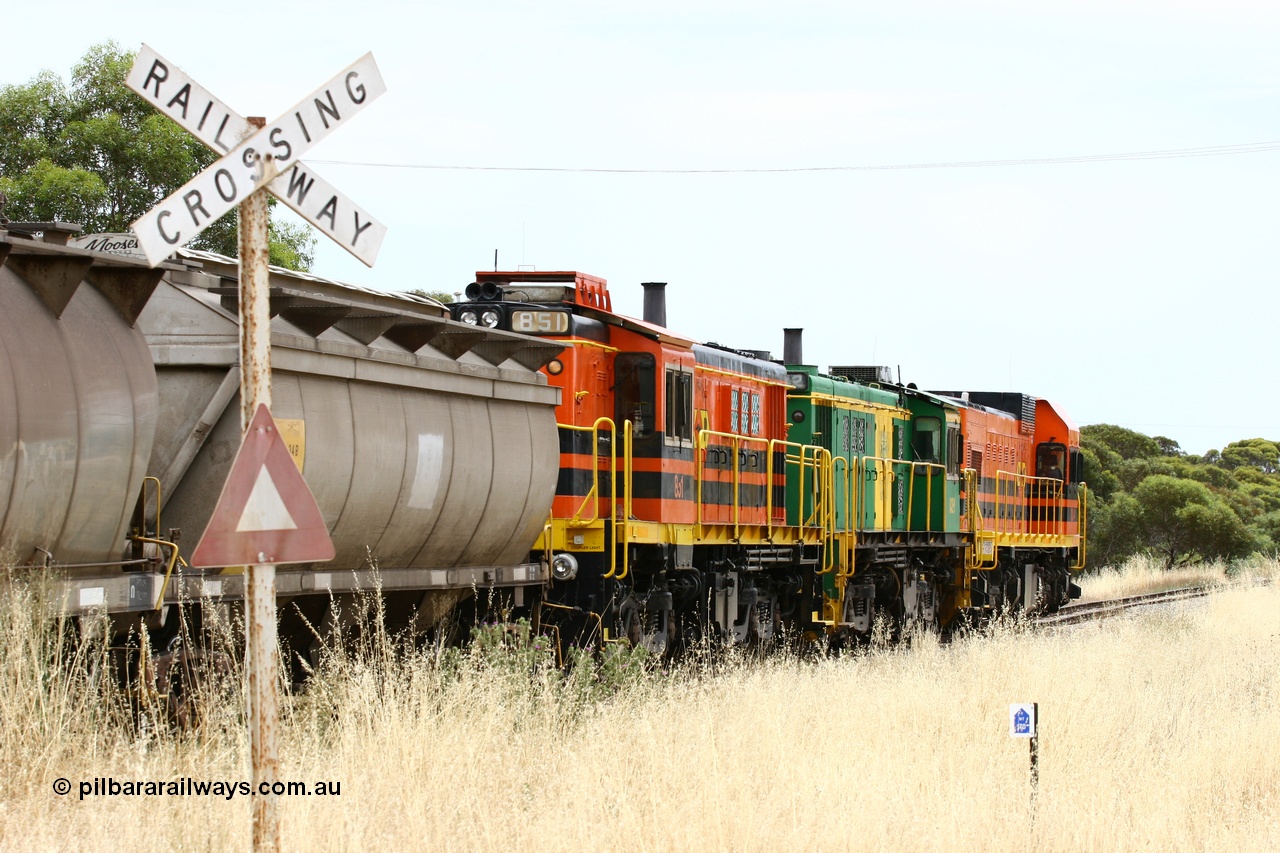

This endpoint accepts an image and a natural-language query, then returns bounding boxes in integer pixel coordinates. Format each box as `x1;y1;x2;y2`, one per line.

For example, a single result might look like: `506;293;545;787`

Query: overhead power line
308;139;1280;175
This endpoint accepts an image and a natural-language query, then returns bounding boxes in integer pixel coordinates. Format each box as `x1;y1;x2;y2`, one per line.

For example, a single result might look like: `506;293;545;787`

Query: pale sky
7;0;1279;454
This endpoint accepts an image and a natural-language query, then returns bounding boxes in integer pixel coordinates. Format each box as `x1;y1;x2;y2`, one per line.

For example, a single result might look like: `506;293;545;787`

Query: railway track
1034;586;1212;628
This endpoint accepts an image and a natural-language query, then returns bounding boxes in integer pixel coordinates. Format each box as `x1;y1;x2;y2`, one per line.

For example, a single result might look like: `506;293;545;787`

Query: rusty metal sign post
240;119;281;851
125;49;386;853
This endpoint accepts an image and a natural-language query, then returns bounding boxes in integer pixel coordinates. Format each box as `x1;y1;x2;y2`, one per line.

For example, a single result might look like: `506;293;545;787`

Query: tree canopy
1083;423;1280;569
408;289;454;304
0;42;315;271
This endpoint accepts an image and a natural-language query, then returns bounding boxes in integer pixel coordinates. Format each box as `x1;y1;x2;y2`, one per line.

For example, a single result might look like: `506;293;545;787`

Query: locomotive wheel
1001;571;1021;614
152;641;234;730
624;607;642;649
664;610;680;659
743;604;762;649
744;600;782;653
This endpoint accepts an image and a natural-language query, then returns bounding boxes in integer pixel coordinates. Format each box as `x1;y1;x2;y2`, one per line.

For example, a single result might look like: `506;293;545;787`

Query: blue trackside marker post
1010;702;1039;813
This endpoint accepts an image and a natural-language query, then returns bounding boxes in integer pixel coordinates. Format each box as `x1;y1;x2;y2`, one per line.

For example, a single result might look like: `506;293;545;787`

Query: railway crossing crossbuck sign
123;46;383;851
125;46;387;268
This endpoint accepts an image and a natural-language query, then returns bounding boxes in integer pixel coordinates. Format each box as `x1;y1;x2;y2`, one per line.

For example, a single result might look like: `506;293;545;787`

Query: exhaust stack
783;328;804;365
642;282;667;327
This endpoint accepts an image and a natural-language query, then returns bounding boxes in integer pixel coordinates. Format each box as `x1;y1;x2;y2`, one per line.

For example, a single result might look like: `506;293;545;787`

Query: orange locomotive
453;272;826;653
933;392;1086;615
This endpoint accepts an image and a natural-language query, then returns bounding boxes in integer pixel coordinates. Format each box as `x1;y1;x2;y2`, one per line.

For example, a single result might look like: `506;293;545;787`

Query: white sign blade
272;165;386;267
266;51;386;162
126;44;254;154
131;137;282;266
127;45;387;267
128;52;387;267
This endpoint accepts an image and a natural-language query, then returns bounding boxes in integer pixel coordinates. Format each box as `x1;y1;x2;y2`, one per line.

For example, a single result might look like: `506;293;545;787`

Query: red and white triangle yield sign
190;404;335;568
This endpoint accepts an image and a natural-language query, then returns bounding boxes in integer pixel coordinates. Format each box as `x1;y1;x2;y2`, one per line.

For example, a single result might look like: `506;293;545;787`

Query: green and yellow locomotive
783;333;1086;641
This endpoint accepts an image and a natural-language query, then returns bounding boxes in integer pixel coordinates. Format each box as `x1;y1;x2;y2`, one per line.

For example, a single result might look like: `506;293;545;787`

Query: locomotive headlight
459;309;479;325
480;309;501;328
546;359;564;375
551;553;579;582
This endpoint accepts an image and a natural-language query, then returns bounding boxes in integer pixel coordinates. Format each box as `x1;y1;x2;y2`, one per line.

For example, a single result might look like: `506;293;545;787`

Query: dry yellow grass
1078;553;1280;601
2;564;1278;852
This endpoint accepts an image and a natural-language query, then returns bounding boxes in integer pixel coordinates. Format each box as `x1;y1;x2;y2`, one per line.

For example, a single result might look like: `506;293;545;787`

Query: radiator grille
828;365;894;385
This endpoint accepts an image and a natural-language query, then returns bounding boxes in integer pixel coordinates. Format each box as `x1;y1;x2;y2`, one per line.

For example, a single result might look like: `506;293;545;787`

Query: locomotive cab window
664;368;693;446
614;353;656;440
913;417;940;463
1036;442;1067;480
1068;448;1084;485
946;425;962;477
742;391;760;436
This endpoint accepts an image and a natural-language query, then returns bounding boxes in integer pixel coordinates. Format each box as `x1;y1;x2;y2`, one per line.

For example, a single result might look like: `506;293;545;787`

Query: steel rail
1034;586;1212;628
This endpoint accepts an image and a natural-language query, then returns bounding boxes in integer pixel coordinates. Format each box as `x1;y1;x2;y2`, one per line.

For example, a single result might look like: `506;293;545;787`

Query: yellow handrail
832;454;856;579
804;444;829;530
131;537;181;611
845;455;864;579
991;470;1069;538
131;475;181;612
695;429;774;542
616;420;633;581
541;520;554;575
764;438;829;533
599;418;628;581
554;418;621;581
905;461;946;534
1069;485;1089;570
810;446;836;573
563;339;619;354
963;468;992;569
558;417;618;526
763;440;782;539
965;467;1085;574
141;476;162;535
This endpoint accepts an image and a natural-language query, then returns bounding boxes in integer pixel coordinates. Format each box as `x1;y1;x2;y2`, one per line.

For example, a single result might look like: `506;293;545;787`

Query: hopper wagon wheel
153;639;234;730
